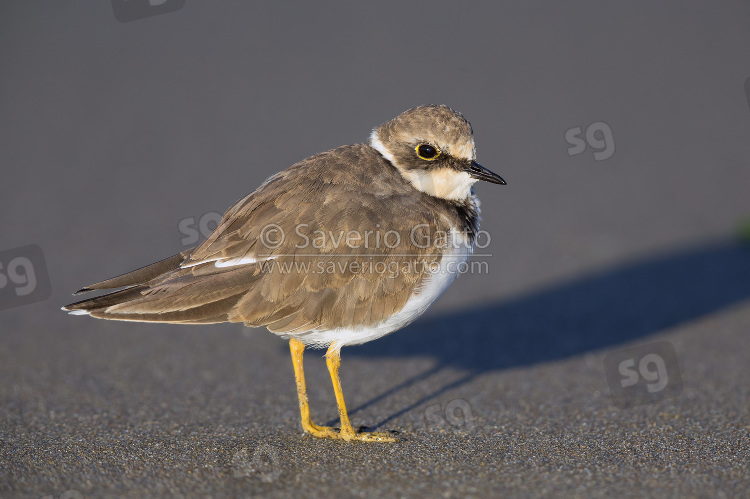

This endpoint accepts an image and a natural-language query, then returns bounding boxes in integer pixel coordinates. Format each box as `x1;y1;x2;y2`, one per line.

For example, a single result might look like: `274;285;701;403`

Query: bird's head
370;104;506;201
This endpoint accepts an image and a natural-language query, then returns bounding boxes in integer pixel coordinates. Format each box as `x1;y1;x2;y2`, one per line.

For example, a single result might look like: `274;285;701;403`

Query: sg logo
604;341;683;409
565;121;615;161
424;399;474;431
618;353;669;393
178;212;222;246
111;0;186;23
0;244;52;311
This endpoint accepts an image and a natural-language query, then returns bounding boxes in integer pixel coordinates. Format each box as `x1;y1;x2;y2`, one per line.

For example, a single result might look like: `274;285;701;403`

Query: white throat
399;169;475;201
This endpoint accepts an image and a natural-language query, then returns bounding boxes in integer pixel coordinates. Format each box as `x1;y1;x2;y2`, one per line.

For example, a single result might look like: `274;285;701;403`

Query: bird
63;105;506;442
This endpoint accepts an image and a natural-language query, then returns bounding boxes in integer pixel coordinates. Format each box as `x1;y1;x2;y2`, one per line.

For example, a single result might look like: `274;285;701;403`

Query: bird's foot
343;427;400;443
303;423;399;442
301;422;339;439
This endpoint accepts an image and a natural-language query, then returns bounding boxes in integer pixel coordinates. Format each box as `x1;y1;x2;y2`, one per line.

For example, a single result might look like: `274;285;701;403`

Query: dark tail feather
74;250;192;294
64;285;150;312
63;253;259;325
86;293;245;324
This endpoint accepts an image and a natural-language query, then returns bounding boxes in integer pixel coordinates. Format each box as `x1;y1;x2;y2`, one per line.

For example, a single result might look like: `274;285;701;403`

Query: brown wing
64;144;457;331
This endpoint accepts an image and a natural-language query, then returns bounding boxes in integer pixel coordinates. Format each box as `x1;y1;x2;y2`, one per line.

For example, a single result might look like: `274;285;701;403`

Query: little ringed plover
63;104;506;442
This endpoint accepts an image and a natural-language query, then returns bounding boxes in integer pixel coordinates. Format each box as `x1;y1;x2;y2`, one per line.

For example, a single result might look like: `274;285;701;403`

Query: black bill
467;161;506;185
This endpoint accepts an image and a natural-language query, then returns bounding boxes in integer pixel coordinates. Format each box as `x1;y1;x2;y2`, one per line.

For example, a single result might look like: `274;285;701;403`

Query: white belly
296;228;473;349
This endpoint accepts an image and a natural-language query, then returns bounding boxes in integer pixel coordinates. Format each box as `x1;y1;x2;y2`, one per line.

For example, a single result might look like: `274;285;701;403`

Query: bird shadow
339;239;750;428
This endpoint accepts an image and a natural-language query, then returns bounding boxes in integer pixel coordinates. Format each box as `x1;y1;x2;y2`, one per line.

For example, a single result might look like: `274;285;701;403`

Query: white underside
286;228;473;350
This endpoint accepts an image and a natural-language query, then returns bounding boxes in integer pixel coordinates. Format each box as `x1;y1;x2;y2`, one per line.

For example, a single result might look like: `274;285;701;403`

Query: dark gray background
1;1;749;497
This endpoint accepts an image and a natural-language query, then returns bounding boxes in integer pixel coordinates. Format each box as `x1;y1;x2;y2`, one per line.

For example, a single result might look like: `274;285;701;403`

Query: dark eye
416;144;440;160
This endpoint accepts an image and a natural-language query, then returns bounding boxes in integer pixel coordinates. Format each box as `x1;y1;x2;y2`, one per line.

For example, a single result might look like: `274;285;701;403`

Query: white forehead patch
448;139;476;162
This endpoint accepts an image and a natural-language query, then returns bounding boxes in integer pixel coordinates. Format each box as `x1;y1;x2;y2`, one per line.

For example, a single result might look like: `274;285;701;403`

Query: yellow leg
324;343;398;442
289;339;336;438
289;339;397;442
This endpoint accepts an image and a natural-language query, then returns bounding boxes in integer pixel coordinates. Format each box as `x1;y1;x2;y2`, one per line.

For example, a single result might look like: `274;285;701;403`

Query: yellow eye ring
416;143;441;161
